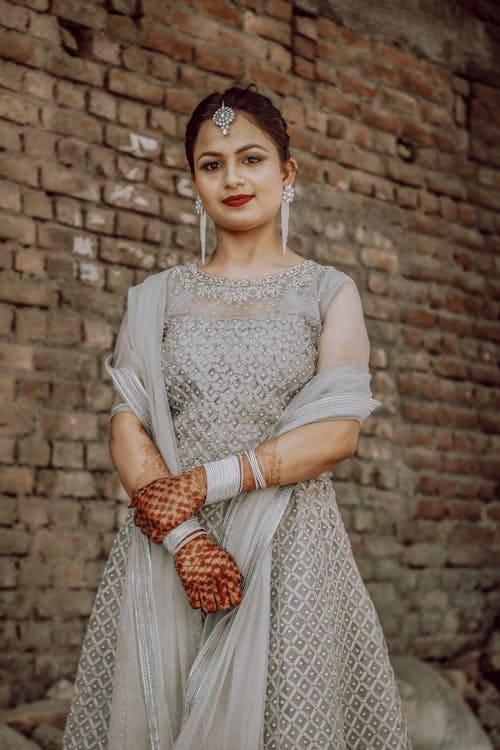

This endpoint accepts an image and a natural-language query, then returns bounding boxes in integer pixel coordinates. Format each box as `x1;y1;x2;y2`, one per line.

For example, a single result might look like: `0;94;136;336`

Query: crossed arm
109;411;360;500
109;280;369;613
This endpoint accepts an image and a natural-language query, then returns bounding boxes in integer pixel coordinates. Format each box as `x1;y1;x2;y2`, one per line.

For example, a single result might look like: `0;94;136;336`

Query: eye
201;160;221;171
244;155;263;165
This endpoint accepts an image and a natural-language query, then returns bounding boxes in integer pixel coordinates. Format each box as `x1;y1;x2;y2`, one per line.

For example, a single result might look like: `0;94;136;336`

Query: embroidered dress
63;260;411;750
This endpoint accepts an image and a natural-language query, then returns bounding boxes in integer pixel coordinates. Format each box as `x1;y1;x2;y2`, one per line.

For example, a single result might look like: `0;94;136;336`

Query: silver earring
281;184;295;255
195;195;207;265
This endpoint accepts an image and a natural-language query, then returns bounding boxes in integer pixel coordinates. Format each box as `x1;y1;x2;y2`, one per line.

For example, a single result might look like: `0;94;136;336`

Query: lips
222;195;254;207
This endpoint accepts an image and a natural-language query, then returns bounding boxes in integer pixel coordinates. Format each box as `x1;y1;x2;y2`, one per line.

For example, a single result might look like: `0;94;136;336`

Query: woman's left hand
129;467;207;544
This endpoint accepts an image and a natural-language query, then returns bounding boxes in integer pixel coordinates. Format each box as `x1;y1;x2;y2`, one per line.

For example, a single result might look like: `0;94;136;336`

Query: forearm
109;411;170;498
240;418;360;491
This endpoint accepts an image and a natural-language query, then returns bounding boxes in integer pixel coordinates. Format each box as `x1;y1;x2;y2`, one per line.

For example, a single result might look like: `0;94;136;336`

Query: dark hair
184;84;291;175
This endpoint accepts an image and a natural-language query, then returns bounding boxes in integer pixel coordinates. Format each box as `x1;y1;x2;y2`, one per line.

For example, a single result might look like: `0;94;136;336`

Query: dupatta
63;265;379;750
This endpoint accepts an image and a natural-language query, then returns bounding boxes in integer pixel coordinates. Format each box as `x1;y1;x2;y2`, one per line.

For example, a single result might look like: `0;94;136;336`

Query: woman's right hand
174;535;243;614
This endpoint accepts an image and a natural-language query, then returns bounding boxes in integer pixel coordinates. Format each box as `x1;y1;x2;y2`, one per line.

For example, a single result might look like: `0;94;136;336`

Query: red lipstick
222;195;254;207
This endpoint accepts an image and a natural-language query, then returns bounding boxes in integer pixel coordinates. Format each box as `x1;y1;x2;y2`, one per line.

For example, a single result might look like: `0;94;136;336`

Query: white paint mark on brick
80;262;100;282
325;221;345;240
73;236;94;257
176;176;194;198
179;212;196;226
133;194;148;208
88;212;105;225
126;167;140;180
110;184;134;202
129;133;158;154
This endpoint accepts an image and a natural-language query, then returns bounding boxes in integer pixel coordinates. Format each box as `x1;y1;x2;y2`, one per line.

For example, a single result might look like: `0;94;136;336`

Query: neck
201;221;301;275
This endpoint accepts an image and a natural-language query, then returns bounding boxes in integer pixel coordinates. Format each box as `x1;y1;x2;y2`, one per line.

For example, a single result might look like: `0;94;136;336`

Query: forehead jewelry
212;101;235;136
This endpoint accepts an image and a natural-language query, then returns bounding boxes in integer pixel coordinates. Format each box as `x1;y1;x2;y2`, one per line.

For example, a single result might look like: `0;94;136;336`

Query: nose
223;159;244;189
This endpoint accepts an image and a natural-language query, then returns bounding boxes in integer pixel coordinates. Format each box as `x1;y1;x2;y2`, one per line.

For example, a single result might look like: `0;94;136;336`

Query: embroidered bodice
161;260;329;471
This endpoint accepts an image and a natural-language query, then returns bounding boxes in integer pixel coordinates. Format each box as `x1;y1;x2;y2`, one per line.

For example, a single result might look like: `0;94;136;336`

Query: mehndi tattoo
256;441;282;486
132;425;170;495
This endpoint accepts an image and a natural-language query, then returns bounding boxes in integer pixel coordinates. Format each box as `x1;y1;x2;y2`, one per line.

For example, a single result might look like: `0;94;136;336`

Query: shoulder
311;261;353;289
128;264;188;301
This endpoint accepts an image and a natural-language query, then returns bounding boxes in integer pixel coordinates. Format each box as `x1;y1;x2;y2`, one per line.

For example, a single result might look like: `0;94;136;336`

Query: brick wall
0;0;499;706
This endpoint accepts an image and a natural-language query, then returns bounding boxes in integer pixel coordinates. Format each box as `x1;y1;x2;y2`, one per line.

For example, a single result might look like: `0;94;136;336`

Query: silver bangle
204;455;241;504
244;448;267;489
236;452;244;494
163;518;205;556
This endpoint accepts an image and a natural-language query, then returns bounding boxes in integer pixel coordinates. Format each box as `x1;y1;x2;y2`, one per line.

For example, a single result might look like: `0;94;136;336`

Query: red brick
402;401;439;425
0;90;38;126
339;72;376;100
84;383;113;411
199;0;242;26
245;12;291;46
337;142;384;175
108;13;138;43
107;68;163;105
293;56;315;80
34;347;97;378
314;59;337;85
408;212;447;237
316;87;358;117
248;64;293;96
52;0;106;28
0;215;36;245
46;51;104;87
0;467;34;495
82;319;114;349
359;105;400;134
194;45;245;78
18;436;51;467
41;164;99;202
417;498;446;520
447;545;485;567
37;469;96;498
140;19;192;61
0;152;38;188
39;410;98;440
0;28;45;68
0;273;55;307
360;247;398;272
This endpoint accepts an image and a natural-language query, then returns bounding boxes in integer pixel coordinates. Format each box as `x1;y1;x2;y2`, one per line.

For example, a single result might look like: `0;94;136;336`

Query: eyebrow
196;143;270;163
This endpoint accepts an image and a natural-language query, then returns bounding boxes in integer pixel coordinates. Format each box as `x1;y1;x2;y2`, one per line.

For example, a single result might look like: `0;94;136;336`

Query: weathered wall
0;0;499;707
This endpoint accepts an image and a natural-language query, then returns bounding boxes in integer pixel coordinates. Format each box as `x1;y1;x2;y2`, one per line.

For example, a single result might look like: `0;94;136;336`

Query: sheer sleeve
107;295;148;421
317;277;370;372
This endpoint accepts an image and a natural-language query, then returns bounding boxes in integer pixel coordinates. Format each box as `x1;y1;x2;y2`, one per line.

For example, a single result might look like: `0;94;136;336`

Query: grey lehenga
63;259;411;749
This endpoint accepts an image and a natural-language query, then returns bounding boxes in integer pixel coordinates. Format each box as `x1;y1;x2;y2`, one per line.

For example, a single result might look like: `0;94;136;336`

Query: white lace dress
63;259;411;749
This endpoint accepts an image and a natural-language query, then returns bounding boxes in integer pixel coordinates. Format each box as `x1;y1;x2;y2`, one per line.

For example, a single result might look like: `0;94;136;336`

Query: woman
63;85;411;749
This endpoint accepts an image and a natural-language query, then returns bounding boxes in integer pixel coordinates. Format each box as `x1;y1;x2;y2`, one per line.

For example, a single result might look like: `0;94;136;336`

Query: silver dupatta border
105;356;162;750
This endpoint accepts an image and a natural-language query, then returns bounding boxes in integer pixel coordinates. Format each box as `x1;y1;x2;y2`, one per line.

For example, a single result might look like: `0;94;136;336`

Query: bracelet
244;448;267;489
203;449;268;503
163;518;206;556
204;455;241;504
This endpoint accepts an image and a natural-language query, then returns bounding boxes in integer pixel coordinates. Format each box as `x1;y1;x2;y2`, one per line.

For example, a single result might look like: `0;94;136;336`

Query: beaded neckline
186;259;314;286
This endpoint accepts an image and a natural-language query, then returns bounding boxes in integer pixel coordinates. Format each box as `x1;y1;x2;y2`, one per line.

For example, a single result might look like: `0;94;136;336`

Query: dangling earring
281;184;295;255
195;195;207;265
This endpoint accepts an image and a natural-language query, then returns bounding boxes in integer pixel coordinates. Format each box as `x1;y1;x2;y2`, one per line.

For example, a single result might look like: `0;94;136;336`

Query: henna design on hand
132;425;170;495
174;534;243;614
130;466;208;544
256;440;282;486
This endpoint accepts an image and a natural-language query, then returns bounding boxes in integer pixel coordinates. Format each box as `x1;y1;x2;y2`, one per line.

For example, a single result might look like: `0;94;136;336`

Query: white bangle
244;448;267;489
163;518;205;556
204;455;241;504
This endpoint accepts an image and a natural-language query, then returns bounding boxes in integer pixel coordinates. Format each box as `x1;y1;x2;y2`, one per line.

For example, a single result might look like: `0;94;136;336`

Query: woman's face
191;111;296;233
